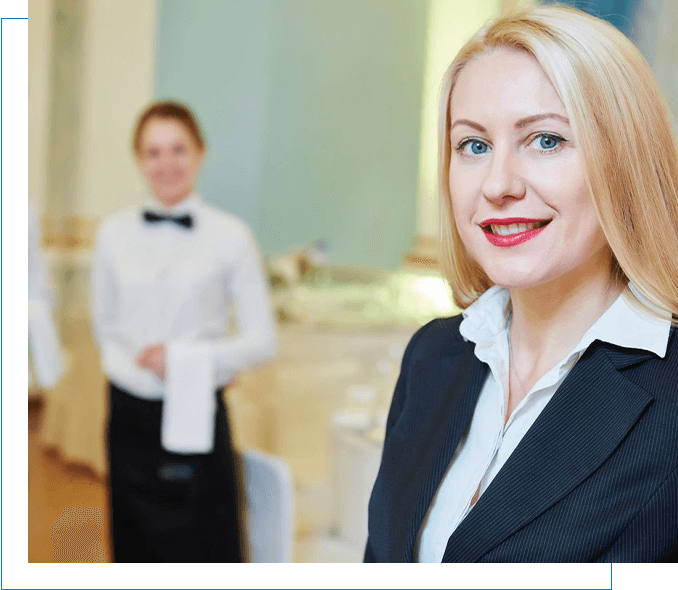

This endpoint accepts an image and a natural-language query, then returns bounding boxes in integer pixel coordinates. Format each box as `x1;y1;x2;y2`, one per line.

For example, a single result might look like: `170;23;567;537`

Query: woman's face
136;117;205;207
448;48;613;292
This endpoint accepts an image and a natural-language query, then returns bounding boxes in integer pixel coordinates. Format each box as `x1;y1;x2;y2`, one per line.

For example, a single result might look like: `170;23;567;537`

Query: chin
483;267;551;291
157;189;188;206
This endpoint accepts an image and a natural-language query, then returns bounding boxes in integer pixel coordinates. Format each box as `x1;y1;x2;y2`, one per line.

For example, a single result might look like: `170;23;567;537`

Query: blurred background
28;0;677;562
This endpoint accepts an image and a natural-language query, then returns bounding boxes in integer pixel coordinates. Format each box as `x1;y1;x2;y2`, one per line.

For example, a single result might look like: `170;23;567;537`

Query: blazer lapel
442;342;655;562
398;344;489;562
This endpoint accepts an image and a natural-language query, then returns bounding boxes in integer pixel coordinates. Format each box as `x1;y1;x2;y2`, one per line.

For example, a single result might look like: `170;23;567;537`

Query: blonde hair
439;4;678;321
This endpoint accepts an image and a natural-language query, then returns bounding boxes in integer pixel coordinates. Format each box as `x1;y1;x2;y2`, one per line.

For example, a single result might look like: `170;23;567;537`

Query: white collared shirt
90;194;277;452
415;285;671;562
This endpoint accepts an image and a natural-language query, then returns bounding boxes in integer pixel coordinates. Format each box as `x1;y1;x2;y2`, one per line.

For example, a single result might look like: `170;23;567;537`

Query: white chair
330;412;383;555
240;449;294;563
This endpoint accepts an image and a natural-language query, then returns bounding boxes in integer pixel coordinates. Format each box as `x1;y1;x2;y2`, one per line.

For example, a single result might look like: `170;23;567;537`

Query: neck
508;248;622;387
154;190;194;210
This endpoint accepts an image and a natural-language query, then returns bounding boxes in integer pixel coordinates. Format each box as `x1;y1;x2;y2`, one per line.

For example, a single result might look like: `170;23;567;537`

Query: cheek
448;166;478;216
174;155;193;170
140;162;157;180
450;202;478;261
451;205;467;237
581;218;608;252
449;189;475;242
571;189;606;245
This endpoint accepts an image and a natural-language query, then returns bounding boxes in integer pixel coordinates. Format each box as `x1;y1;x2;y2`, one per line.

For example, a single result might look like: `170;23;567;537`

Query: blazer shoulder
600;322;678;387
655;324;678;408
667;324;678;362
404;314;468;365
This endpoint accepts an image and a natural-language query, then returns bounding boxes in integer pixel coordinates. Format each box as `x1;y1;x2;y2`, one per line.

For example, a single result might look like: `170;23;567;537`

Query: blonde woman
366;5;678;562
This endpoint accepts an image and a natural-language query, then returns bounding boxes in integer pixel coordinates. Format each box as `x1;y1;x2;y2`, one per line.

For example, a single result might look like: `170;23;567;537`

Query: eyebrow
450;112;570;133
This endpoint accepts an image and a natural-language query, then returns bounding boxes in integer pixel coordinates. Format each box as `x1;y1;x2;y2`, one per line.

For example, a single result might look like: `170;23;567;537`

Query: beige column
75;0;157;221
28;0;55;212
40;0;88;251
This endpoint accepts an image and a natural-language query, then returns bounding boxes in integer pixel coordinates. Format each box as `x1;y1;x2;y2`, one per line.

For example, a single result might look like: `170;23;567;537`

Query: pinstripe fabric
365;317;678;563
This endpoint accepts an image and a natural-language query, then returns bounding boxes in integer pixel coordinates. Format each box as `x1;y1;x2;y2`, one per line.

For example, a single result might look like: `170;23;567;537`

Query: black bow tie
143;211;194;229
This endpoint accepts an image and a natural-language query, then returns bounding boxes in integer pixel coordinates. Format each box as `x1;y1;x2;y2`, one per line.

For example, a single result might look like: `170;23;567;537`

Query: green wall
156;0;428;267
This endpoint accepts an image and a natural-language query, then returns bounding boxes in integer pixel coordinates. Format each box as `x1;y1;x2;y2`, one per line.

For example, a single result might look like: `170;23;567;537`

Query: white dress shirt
415;285;671;562
28;201;64;388
90;193;277;452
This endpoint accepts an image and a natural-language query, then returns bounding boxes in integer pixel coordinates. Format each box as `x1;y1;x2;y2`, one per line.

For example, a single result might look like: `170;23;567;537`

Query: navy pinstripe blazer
365;315;678;562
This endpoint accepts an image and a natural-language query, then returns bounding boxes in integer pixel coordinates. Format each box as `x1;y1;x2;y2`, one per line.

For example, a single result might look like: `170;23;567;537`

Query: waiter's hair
133;100;206;153
439;4;678;321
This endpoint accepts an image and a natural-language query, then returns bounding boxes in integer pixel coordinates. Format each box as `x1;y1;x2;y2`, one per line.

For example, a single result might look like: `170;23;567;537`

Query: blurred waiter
90;101;277;562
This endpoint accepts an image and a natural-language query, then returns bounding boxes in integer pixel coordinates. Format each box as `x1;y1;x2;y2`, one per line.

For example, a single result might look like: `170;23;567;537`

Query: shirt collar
460;284;671;359
459;286;510;345
573;287;671;359
145;192;202;216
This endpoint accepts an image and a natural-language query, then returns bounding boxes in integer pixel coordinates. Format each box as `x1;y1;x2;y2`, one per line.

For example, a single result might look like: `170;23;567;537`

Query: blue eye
534;133;564;151
470;141;488;154
457;138;490;155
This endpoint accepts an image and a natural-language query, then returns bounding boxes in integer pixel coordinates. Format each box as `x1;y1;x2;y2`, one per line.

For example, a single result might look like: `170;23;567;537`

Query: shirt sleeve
90;221;154;389
89;223;116;350
28;203;64;388
214;224;278;376
167;223;277;384
90;218;166;392
28;202;55;305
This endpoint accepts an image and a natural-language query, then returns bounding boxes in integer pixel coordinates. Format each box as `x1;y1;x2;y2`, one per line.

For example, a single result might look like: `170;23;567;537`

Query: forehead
140;116;194;145
450;48;567;125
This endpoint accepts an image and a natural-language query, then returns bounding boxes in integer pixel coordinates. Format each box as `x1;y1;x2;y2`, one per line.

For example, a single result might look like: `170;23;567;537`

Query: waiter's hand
135;343;167;380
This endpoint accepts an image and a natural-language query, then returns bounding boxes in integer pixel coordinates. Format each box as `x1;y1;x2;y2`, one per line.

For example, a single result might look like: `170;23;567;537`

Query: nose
481;148;526;204
159;152;174;166
155;153;176;173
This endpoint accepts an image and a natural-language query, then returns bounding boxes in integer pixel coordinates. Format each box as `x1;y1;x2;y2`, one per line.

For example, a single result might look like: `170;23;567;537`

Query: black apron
107;382;242;562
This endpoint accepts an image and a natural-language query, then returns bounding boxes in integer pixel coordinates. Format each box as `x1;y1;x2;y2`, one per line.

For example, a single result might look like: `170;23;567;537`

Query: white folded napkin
28;299;64;388
161;341;216;454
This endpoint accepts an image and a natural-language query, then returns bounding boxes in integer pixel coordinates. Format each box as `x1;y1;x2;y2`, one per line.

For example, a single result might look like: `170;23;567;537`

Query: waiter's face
136;117;205;207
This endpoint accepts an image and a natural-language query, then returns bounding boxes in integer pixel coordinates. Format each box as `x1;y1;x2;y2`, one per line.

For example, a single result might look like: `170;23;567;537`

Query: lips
480;217;551;248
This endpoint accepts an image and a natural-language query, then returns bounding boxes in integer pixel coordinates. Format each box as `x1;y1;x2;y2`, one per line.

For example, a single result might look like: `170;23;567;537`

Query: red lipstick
480;217;551;248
